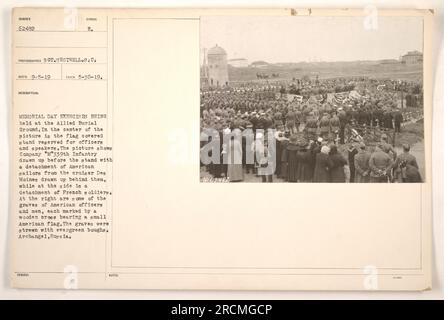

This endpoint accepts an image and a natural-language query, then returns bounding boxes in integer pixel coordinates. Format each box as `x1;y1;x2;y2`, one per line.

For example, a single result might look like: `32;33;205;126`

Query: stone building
206;45;229;87
401;51;423;64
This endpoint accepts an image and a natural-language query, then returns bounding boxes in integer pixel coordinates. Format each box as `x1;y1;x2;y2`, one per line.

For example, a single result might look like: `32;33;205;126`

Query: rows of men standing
201;128;422;183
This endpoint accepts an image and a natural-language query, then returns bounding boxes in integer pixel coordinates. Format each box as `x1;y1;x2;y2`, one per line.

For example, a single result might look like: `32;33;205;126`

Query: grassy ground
396;120;424;147
229;61;423;82
338;121;423;152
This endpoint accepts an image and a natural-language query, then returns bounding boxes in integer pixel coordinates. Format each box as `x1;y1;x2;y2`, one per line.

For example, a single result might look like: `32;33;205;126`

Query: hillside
228;61;422;83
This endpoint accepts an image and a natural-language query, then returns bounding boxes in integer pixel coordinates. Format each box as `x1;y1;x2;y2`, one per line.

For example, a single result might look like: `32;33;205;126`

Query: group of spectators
200;76;423;183
201;130;421;183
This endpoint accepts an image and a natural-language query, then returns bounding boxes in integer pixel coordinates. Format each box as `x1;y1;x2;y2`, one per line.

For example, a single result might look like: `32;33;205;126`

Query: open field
228;61;422;83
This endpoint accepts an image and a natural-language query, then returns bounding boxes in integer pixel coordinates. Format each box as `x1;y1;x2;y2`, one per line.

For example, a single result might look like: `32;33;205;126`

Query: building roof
403;50;422;57
208;45;227;55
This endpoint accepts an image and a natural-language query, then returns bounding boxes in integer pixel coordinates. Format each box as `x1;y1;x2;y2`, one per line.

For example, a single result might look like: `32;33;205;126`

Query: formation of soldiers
200;76;423;183
201;91;410;142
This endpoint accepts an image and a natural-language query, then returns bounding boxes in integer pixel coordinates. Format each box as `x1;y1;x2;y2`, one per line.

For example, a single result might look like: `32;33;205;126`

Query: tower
200;48;209;87
207;44;229;87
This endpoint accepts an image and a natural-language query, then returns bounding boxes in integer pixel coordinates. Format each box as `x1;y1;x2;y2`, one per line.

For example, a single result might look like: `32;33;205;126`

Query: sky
200;16;423;63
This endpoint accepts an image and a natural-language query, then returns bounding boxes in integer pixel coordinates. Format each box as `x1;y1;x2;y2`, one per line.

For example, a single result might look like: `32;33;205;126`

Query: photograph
199;16;425;183
6;5;437;296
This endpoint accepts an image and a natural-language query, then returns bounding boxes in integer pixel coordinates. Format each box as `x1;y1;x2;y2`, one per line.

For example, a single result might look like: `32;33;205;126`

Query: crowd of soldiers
200;77;423;183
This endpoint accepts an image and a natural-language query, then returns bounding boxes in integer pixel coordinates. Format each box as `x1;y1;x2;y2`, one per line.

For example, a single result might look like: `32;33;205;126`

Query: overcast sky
200;16;423;63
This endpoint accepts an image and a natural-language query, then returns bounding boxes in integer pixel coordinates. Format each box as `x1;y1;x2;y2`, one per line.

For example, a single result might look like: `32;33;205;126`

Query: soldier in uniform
337;107;348;144
383;109;394;129
347;142;359;183
363;107;372;127
319;112;331;140
324;103;332;115
354;142;371;183
294;108;302;133
329;112;340;143
286;135;300;182
231;115;242;130
263;111;274;130
305;112;319;141
256;112;266;130
278;130;291;181
347;106;356;125
369;144;394;183
393;144;420;182
393;109;403;133
273;109;284;129
243;123;255;174
302;105;312;124
286;107;296;134
380;134;397;161
249;112;258;132
398;159;422;182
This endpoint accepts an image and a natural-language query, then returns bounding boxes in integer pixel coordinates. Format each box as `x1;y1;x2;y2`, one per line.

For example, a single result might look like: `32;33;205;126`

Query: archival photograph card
10;8;433;290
